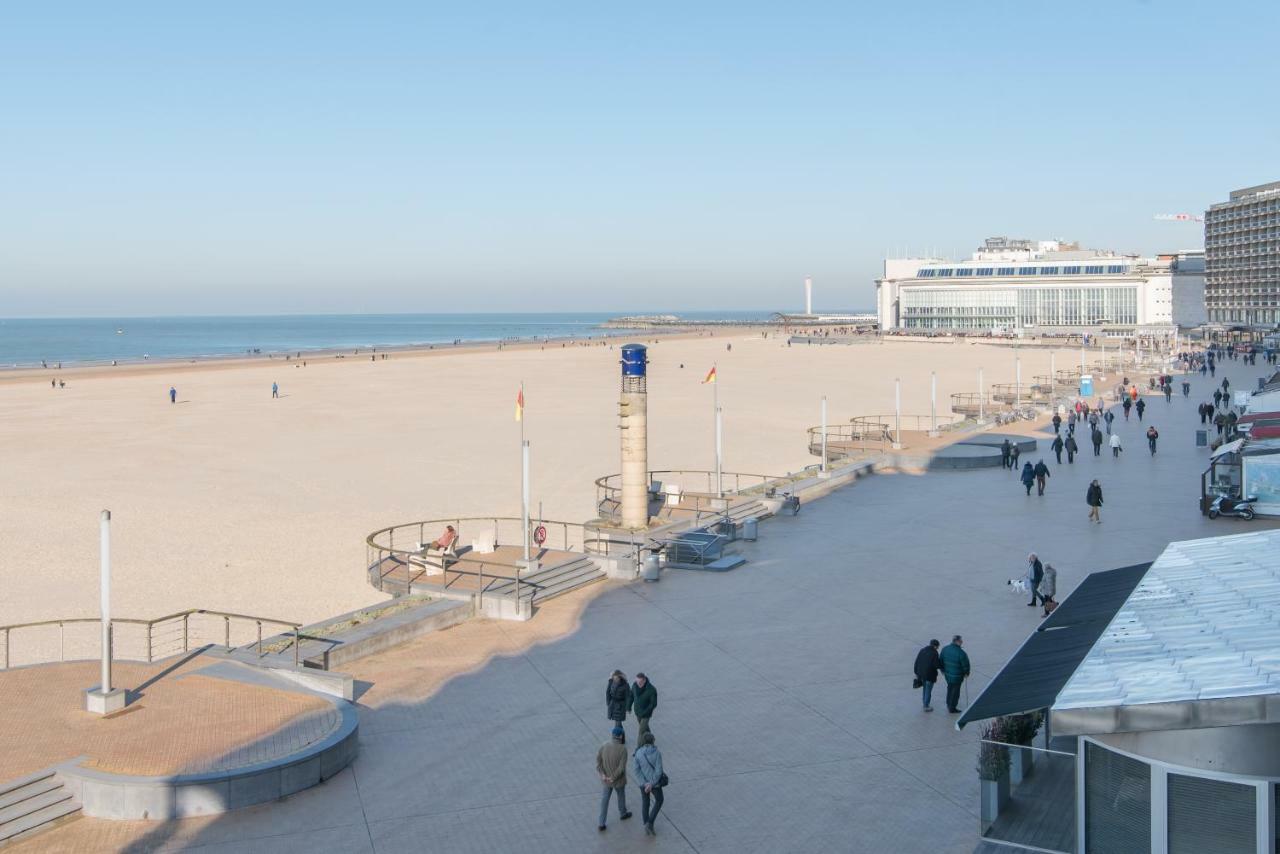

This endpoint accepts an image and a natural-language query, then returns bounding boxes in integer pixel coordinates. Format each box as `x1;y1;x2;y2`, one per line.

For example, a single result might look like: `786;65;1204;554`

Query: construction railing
0;609;303;672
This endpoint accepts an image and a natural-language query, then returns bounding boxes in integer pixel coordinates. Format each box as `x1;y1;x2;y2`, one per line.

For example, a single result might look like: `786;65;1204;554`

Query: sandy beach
0;332;1088;628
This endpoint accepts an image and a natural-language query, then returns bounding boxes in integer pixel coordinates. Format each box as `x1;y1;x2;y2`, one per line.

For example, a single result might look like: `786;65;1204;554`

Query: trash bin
643;553;661;583
1196;429;1208;447
741;517;759;541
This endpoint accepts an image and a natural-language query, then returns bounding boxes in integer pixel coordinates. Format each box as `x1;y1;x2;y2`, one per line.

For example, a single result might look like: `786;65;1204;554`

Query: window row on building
916;265;1128;278
898;285;1138;329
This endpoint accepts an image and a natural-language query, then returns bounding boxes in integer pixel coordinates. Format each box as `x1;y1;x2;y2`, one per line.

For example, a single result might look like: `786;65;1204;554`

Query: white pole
1016;355;1022;407
521;440;531;563
1050;352;1056;401
713;366;722;497
893;377;902;448
930;371;937;434
979;367;985;422
100;509;111;695
820;396;828;474
715;406;723;496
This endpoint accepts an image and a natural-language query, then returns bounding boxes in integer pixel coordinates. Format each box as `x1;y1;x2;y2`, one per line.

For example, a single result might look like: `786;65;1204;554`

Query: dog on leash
1007;578;1028;594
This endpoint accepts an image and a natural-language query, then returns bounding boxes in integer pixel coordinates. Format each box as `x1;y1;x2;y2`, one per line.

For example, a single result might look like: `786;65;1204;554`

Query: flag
702;367;717;384
515;386;524;422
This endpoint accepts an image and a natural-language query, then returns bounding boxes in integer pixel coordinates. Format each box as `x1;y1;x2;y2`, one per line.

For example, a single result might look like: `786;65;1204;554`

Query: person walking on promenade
1026;554;1044;607
630;673;657;741
1067;410;1077;433
1227;410;1239;436
1051;413;1061;434
1110;432;1123;458
272;381;279;399
1199;402;1209;424
1040;564;1058;617
1136;398;1146;421
1214;389;1223;409
1020;461;1035;496
1010;443;1021;472
1122;397;1132;420
633;732;665;836
596;727;632;831
1104;409;1115;434
1147;426;1159;456
607;671;631;727
1182;380;1191;397
1000;438;1012;469
1051;434;1064;464
1033;459;1051;496
940;636;970;714
1065;433;1078;463
1223;377;1231;394
913;639;941;712
1091;428;1103;457
1215;410;1227;436
1087;479;1104;523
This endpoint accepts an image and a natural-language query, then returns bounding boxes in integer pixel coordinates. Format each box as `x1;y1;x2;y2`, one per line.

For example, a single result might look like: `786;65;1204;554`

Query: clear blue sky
2;1;1276;317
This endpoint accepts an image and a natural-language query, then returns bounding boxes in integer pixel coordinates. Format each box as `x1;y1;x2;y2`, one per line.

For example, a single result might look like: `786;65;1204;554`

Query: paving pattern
14;358;1278;853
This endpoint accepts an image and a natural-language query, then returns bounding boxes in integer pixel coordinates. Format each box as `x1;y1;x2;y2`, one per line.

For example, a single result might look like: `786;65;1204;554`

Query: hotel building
875;237;1205;334
1205;180;1280;326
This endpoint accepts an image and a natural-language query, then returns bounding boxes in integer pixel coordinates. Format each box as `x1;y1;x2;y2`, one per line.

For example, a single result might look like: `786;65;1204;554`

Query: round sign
533;525;547;546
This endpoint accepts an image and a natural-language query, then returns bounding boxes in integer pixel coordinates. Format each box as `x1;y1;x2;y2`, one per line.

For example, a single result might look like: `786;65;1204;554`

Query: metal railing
593;470;798;527
990;383;1049;405
0;609;303;672
805;414;965;460
950;392;1004;417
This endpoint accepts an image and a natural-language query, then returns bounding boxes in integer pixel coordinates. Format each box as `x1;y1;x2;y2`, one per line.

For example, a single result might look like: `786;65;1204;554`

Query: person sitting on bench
426;525;458;554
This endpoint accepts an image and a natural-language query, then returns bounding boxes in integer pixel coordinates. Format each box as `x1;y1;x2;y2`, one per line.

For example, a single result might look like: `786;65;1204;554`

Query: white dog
1007;578;1028;594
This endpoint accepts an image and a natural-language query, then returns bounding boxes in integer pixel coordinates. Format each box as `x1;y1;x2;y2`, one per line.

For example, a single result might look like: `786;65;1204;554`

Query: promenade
18;357;1277;853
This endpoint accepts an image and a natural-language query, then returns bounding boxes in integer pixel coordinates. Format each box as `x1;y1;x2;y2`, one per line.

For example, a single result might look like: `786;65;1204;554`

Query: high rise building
1204;180;1280;326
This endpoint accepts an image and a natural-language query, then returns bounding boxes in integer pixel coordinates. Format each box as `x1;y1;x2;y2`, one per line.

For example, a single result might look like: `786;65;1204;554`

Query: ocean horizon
0;311;803;368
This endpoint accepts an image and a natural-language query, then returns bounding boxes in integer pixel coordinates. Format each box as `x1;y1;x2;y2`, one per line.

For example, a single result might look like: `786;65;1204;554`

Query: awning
1212;438;1244;459
956;563;1151;730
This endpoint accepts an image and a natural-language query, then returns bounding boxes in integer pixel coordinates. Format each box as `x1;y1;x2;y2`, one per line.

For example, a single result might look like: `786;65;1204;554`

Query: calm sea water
0;312;777;367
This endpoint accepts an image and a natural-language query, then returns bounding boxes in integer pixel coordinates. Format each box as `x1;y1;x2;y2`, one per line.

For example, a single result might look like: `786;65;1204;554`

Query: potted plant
977;720;1011;831
1003;711;1043;785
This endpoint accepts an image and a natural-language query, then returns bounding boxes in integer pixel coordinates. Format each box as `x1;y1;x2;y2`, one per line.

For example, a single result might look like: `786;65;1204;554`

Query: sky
2;1;1277;317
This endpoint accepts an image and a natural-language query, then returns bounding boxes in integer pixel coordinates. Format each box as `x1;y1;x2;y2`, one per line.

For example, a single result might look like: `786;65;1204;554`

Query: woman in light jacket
1040;564;1058;617
633;732;666;836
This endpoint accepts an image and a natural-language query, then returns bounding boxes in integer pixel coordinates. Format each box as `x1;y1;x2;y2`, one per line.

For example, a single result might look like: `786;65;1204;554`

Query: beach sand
0;333;1095;628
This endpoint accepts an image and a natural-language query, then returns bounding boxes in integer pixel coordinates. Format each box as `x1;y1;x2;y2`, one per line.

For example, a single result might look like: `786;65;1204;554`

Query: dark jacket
940;643;970;683
1051;436;1064;452
606;678;631;722
913;645;941;684
1086;483;1103;507
1065;436;1078;453
630;680;657;719
1091;430;1103;447
1033;461;1050;479
1029;557;1044;586
1020;463;1035;485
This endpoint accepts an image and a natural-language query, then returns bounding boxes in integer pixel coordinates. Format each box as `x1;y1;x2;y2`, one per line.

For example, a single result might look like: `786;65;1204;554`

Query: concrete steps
487;556;604;604
0;769;81;847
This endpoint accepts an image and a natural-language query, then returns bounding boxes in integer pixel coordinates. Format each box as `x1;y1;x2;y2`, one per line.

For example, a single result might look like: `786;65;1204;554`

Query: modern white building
875;238;1205;333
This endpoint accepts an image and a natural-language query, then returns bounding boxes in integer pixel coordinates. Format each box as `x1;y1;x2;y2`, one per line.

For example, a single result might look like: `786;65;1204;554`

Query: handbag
912;677;922;689
658;772;669;787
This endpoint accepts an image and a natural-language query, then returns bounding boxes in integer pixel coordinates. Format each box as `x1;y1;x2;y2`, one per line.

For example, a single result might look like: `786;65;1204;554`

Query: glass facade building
899;283;1138;330
1204;180;1280;326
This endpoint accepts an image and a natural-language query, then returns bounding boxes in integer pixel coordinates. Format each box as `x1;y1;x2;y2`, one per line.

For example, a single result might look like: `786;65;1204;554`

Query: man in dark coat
1033;459;1051;496
913;640;941;712
1050;434;1063;464
606;671;632;726
1135;398;1146;421
1091;428;1103;457
939;635;970;714
1065;433;1078;464
1000;438;1011;469
1010;443;1021;472
1026;553;1044;607
629;673;657;740
1020;461;1035;495
1087;479;1103;523
1051;413;1061;434
1214;389;1223;408
1122;397;1132;419
1104;409;1115;433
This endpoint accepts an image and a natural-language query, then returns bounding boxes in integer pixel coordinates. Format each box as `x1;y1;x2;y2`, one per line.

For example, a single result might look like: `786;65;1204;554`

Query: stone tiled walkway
17;357;1278;853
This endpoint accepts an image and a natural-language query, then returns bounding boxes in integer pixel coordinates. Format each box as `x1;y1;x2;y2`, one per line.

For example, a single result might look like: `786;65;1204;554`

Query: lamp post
930;371;937;436
978;367;985;423
85;510;126;715
819;396;830;477
893;378;902;449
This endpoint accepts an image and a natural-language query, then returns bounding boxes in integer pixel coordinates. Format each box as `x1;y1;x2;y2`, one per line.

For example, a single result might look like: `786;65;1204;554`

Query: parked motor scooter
1208;492;1258;521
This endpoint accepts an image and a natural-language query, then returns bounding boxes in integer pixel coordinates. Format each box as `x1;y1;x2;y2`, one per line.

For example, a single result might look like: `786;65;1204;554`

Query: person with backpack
1087;479;1104;523
912;639;942;712
1147;425;1159;456
632;732;666;836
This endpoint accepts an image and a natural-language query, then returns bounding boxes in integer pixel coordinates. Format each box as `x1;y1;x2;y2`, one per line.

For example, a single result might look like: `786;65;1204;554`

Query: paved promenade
19;358;1278;853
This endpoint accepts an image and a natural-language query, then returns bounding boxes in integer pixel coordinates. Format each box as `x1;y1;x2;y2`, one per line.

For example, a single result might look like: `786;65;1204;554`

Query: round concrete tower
619;344;649;530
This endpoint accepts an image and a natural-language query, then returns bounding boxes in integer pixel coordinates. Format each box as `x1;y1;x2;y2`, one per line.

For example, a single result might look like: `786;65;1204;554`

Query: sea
0;312;780;368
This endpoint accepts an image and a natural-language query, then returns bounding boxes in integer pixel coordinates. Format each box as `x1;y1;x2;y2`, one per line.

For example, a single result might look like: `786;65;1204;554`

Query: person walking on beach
169;386;176;404
606;671;631;727
596;727;632;831
1087;479;1104;523
1135;398;1146;421
1147;426;1159;456
940;636;970;714
1020;462;1035;496
1091;428;1103;457
630;673;657;742
1065;433;1078;464
633;733;666;836
1051;435;1063;464
1110;433;1122;458
1026;554;1044;607
1033;459;1051;496
272;381;279;399
913;639;941;712
1000;438;1012;469
1040;564;1058;617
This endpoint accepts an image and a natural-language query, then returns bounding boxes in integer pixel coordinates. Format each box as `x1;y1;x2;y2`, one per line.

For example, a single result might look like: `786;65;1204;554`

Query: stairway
486;556;604;605
0;769;81;847
725;499;769;524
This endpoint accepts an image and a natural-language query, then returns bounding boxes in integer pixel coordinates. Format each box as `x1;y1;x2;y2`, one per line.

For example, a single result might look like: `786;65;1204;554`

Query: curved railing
0;609;302;671
805;414;966;459
594;469;798;526
991;383;1049;405
950;392;1004;417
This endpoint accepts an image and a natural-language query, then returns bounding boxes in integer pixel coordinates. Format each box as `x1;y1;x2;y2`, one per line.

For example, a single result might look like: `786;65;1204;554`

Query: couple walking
912;636;970;713
1025;553;1057;617
599;671;665;834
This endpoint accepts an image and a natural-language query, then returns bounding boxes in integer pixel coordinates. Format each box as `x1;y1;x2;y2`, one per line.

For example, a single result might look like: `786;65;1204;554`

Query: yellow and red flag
515;386;524;422
702;366;717;384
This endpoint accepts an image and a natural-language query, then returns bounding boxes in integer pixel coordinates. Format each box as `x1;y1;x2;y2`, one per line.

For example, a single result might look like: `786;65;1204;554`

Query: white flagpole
714;365;722;497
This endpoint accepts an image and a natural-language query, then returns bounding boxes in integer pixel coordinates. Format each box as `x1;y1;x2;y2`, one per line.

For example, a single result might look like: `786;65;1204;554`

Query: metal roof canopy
956;563;1151;730
1052;531;1280;737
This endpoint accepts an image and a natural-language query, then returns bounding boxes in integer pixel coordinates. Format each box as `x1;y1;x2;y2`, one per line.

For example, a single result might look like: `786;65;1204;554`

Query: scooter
1208;493;1258;521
